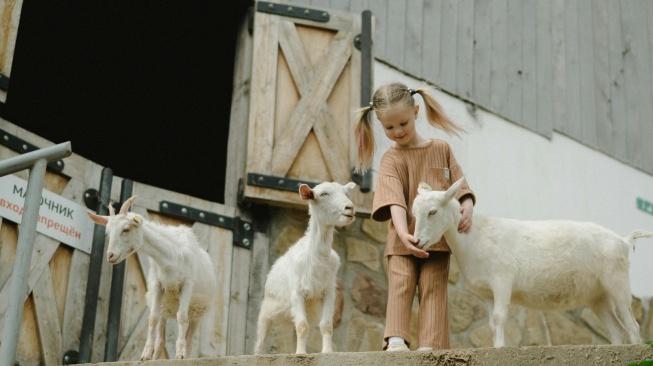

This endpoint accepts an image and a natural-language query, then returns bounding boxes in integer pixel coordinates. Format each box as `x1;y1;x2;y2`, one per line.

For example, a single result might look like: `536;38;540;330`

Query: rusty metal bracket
256;1;329;23
159;200;253;249
246;172;317;193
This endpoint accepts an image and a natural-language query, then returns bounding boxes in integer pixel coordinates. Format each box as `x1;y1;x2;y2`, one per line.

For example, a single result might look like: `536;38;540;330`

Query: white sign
0;174;95;254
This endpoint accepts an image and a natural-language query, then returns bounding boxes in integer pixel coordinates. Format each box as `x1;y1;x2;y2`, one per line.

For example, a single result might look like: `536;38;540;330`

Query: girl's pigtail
415;87;466;136
354;106;375;173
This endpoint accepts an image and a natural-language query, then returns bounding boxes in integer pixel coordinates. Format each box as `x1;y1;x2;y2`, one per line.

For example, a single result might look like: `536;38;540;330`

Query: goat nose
107;251;115;261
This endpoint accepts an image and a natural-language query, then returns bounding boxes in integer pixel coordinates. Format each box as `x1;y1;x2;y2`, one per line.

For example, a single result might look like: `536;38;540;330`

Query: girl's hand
400;232;429;258
458;198;474;233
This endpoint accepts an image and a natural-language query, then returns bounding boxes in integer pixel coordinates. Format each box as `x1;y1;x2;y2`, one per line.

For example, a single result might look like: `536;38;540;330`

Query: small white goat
254;182;356;354
412;178;653;347
87;196;217;360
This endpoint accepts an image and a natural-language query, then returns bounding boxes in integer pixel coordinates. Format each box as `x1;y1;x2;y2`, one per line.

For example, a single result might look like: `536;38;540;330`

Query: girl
355;82;475;351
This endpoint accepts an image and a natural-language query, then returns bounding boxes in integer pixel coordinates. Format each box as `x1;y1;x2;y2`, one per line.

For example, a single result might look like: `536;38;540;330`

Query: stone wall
260;206;653;353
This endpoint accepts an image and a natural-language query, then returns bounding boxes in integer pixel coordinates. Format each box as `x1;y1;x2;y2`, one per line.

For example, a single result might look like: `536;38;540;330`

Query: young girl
355;82;475;351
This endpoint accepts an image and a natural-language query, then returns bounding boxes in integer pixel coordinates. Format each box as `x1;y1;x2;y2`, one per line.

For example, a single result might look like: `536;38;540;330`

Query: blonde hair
354;82;465;173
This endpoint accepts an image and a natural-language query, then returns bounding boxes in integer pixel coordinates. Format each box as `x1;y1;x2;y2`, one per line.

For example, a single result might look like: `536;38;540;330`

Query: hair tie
369;102;374;110
408;88;417;96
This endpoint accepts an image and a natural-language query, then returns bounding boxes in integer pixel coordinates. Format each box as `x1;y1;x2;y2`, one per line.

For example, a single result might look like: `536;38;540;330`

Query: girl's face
377;104;420;147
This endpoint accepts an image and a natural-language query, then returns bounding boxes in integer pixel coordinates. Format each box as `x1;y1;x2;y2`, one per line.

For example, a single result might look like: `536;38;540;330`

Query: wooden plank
646;0;653;173
455;0;474;100
226;246;249;356
607;0;627;161
520;0;537;132
577;0;597;147
385;1;406;68
505;0;522;124
49;245;73;326
632;0;653;171
33;267;64;366
244;230;270;354
16;295;42;365
472;0;491;107
489;0;508;115
247;12;279;176
366;0;387;60
348;0;369;15
225;18;253;207
619;0;642;163
0;0;23;103
439;0;457;92
198;222;234;357
563;0;581;138
61;249;90;354
0;217;17;290
421;0;442;85
117;308;148;361
403;0;423;76
90;223;113;363
591;0;613;155
535;0;553;138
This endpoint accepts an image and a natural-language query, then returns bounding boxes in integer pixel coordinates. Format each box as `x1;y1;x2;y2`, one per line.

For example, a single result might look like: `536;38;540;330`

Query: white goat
412;178;653;347
254;182;356;354
87;196;217;360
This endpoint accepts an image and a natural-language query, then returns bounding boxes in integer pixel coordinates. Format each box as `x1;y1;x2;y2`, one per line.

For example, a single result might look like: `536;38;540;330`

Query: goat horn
119;195;138;215
108;201;116;216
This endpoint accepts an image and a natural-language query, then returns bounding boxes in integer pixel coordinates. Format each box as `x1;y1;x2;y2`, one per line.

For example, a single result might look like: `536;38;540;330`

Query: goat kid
254;182;356;354
87;196;217;360
412;178;653;347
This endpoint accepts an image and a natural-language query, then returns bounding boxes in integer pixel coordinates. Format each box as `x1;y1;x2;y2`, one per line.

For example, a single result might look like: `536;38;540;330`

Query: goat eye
428;210;437;216
123;227;130;233
320;192;329;197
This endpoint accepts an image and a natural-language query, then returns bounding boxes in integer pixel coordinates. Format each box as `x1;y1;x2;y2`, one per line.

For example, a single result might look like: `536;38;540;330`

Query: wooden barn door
0;119;239;363
244;1;374;214
0;0;23;103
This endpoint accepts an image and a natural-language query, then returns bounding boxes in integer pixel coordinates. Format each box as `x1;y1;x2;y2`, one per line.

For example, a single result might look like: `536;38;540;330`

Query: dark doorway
0;1;251;204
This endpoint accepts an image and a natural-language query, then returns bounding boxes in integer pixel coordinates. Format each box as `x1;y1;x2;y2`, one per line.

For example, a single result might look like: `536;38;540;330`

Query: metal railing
0;142;73;366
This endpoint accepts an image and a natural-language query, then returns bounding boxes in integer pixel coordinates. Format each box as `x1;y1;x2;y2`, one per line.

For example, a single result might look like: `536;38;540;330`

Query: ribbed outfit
372;138;475;349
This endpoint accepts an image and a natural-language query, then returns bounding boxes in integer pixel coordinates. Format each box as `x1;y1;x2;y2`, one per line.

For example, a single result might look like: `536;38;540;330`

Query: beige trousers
383;252;450;350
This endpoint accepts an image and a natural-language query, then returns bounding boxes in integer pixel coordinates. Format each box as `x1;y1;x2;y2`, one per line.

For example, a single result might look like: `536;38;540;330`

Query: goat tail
623;230;653;251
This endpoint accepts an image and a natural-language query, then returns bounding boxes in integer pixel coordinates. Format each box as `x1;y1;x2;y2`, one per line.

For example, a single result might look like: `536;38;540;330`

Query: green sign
637;197;653;216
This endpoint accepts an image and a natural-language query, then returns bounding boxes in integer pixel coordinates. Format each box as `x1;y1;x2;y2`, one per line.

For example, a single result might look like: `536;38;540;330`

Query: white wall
372;63;653;298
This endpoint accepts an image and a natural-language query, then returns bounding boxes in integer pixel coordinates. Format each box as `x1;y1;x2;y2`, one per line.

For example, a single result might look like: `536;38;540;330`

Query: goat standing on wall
254;182;357;354
87;196;217;360
412;178;653;347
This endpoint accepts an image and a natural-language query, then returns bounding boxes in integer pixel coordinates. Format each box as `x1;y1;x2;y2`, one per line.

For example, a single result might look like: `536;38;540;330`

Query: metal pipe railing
0;142;73;366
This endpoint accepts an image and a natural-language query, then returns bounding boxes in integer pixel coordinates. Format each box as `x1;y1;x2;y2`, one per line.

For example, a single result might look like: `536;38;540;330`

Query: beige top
372;139;475;256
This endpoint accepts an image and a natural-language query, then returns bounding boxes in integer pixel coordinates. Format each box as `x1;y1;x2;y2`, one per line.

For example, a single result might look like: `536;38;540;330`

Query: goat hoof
176;355;185;359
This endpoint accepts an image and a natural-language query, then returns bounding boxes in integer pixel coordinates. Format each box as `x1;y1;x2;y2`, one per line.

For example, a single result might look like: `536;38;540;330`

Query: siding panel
455;0;474;99
578;0;598;147
535;0;553;137
505;0;523;123
563;0;582;138
385;1;406;68
439;0;458;91
421;0;443;85
592;0;613;155
404;0;424;77
473;0;492;107
489;0;508;115
521;0;537;132
367;0;387;60
607;0;627;161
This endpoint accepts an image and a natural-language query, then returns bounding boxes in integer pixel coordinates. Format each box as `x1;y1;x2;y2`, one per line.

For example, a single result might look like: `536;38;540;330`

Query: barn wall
283;0;653;179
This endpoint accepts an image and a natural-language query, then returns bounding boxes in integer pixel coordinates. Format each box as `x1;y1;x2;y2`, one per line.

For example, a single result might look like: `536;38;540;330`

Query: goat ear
417;182;432;195
299;184;314;200
345;182;356;190
443;177;465;202
87;211;108;226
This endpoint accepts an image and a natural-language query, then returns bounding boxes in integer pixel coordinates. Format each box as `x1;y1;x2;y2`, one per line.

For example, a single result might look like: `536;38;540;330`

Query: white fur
254;182;357;354
412;178;653;347
87;196;217;360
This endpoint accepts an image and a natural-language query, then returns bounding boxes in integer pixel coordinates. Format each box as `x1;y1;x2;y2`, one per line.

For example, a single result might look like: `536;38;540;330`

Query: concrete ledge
82;345;653;366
